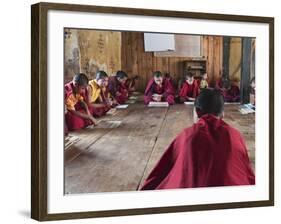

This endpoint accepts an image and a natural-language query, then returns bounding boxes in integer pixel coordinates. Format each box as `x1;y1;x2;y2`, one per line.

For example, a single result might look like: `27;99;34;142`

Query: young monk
140;88;255;190
125;75;139;94
108;70;129;104
87;70;112;117
199;72;209;89
102;75;118;107
217;77;240;102
144;71;175;105
65;73;97;131
179;72;199;103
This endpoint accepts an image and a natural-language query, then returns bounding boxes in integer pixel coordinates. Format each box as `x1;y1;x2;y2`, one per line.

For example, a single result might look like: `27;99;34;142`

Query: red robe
125;77;137;94
144;78;175;105
108;76;129;104
222;86;240;102
179;81;199;102
141;114;255;190
215;79;240;102
65;82;94;131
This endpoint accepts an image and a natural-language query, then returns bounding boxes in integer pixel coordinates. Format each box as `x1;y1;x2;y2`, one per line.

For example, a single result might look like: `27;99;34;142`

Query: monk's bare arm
91;103;107;108
79;100;90;115
86;85;92;105
68;108;97;125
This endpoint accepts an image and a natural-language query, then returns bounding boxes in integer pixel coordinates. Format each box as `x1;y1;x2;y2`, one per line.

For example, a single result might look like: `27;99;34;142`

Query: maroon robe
65;82;94;131
215;79;240;102
179;81;199;102
125;77;137;94
222;86;240;102
141;114;255;190
108;76;129;104
144;78;175;105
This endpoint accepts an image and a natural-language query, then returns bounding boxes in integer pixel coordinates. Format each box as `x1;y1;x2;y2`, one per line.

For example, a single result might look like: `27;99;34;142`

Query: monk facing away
140;88;255;190
144;71;175;105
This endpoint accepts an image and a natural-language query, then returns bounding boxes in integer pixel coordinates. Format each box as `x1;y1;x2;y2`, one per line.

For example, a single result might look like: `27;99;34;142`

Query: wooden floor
64;101;255;194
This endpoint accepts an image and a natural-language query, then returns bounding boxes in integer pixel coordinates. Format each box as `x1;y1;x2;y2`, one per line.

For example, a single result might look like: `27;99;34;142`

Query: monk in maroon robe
140;88;255;190
65;73;97;132
179;72;199;103
125;75;139;94
108;70;129;104
144;71;175;105
216;77;240;102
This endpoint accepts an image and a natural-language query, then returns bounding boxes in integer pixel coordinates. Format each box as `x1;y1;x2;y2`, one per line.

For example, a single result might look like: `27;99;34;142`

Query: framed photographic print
31;2;274;221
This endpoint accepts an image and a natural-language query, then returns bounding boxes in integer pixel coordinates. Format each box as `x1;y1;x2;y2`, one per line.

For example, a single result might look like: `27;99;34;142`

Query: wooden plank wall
202;36;223;86
121;32;223;92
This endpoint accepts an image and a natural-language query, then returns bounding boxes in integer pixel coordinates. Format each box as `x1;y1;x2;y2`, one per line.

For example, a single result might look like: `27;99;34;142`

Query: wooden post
241;37;252;104
222;36;231;79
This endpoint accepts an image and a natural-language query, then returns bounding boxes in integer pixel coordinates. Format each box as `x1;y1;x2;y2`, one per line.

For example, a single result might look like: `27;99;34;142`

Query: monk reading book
65;73;97;131
87;70;112;117
179;72;199;103
141;88;255;190
108;70;129;104
144;71;175;105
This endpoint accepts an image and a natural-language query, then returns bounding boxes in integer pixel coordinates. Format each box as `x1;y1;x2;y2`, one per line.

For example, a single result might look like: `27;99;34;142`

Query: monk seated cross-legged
65;73;97;132
144;71;175;105
87;70;113;117
216;77;241;103
140;88;255;190
179;72;199;103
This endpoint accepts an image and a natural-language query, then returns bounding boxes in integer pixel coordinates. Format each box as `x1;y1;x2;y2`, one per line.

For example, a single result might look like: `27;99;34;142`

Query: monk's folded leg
92;105;111;117
179;96;186;103
65;111;91;131
115;94;128;104
166;95;175;105
144;95;152;105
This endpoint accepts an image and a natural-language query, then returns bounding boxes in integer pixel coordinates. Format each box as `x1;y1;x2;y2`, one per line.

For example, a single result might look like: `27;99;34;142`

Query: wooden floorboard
64;103;255;194
64;103;168;194
138;104;194;188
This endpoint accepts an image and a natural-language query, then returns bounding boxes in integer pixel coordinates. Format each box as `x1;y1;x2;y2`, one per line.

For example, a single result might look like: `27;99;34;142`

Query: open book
115;104;129;109
148;101;169;107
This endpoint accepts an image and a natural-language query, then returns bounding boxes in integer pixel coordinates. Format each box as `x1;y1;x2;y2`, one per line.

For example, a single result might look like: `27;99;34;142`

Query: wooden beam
241;37;252;103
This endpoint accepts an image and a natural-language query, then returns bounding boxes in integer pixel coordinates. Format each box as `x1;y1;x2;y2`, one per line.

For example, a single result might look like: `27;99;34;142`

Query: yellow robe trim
65;93;83;111
200;80;209;89
89;80;102;103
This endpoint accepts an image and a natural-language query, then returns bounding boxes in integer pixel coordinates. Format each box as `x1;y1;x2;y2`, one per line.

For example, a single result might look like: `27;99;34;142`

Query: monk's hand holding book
152;94;162;102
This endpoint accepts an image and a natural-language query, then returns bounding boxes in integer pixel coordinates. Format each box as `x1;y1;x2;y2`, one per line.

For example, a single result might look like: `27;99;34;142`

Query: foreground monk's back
141;88;255;190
